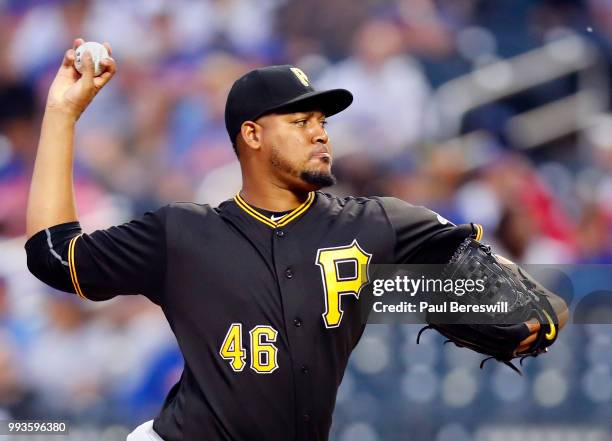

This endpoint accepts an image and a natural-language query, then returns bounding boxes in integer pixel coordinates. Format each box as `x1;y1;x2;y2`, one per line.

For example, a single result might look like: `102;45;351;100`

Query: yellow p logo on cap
291;68;310;87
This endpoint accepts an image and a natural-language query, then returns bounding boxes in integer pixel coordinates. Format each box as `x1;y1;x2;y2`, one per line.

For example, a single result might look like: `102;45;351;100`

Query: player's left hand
423;239;570;373
494;254;569;355
517;294;568;354
516;320;541;354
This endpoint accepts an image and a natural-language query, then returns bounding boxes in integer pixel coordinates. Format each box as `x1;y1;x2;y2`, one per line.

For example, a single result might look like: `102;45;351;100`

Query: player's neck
239;182;311;212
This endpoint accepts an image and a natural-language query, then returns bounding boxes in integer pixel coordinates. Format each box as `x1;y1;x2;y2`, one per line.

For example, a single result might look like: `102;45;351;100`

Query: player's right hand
45;38;116;120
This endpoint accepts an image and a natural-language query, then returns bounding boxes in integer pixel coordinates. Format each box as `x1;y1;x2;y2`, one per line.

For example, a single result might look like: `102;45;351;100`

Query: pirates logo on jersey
316;240;372;328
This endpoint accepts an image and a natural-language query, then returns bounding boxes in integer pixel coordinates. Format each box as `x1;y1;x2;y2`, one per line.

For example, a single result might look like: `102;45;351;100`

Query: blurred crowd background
1;0;612;440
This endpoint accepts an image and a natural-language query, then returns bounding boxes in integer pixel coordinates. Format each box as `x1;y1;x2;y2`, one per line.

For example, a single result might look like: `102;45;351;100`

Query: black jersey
25;192;479;441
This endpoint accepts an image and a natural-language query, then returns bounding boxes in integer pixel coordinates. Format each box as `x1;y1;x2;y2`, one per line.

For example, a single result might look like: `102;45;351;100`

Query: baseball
74;41;109;77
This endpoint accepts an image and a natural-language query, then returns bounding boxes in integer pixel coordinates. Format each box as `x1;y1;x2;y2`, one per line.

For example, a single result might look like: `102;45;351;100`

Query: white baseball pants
126;420;165;441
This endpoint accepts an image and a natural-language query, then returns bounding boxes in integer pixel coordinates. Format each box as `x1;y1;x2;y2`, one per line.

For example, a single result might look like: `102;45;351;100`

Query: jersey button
293;318;302;327
301;365;309;374
285;268;293;279
303;413;311;422
275;229;285;237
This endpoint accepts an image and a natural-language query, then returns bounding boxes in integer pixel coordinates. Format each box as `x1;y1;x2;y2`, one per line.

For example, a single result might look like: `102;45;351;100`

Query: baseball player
25;39;567;441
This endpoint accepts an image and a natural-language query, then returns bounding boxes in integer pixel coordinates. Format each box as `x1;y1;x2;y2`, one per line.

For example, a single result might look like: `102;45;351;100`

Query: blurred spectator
575;204;612;263
587;0;612;49
173;53;250;184
277;0;371;62
530;0;589;42
0;277;31;348
318;18;435;159
397;0;454;59
0;331;34;419
23;295;106;419
492;204;574;264
0;79;37;236
88;297;179;425
9;0;92;78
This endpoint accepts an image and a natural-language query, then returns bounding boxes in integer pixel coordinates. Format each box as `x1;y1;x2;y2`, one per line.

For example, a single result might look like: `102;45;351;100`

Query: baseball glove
417;237;559;374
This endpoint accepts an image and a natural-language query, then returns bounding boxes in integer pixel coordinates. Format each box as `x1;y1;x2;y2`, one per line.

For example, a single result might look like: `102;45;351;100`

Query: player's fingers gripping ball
74;41;110;77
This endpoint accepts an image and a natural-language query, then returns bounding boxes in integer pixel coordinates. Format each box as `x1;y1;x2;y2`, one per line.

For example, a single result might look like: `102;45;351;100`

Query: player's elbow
26;248;74;294
25;230;78;294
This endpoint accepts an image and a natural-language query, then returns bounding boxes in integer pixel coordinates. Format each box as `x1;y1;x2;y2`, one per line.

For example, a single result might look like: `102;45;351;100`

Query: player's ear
240;121;263;151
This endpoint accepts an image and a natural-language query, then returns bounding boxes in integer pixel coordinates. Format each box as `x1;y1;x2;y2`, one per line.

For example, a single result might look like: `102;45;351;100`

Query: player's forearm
26;108;79;238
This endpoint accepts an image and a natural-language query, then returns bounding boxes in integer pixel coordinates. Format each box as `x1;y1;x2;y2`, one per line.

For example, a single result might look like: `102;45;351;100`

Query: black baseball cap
224;65;353;143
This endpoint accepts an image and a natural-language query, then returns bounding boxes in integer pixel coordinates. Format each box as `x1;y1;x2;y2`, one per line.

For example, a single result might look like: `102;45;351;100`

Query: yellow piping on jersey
234;192;315;229
68;234;87;299
276;192;315;227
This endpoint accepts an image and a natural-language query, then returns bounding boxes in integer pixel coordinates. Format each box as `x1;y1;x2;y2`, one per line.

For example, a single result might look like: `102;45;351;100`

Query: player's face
258;110;336;190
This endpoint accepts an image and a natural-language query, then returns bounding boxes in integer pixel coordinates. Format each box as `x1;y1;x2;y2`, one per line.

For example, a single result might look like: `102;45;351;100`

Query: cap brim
259;88;353;119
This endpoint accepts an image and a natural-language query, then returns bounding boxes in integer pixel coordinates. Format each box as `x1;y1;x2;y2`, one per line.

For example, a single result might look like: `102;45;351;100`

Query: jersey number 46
219;323;279;374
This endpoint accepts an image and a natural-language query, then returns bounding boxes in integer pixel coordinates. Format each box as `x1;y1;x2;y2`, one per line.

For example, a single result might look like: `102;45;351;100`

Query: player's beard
270;147;336;188
300;169;336;187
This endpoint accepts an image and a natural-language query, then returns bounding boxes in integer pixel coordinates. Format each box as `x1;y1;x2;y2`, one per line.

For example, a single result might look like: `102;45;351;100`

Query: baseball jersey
25;192;479;441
